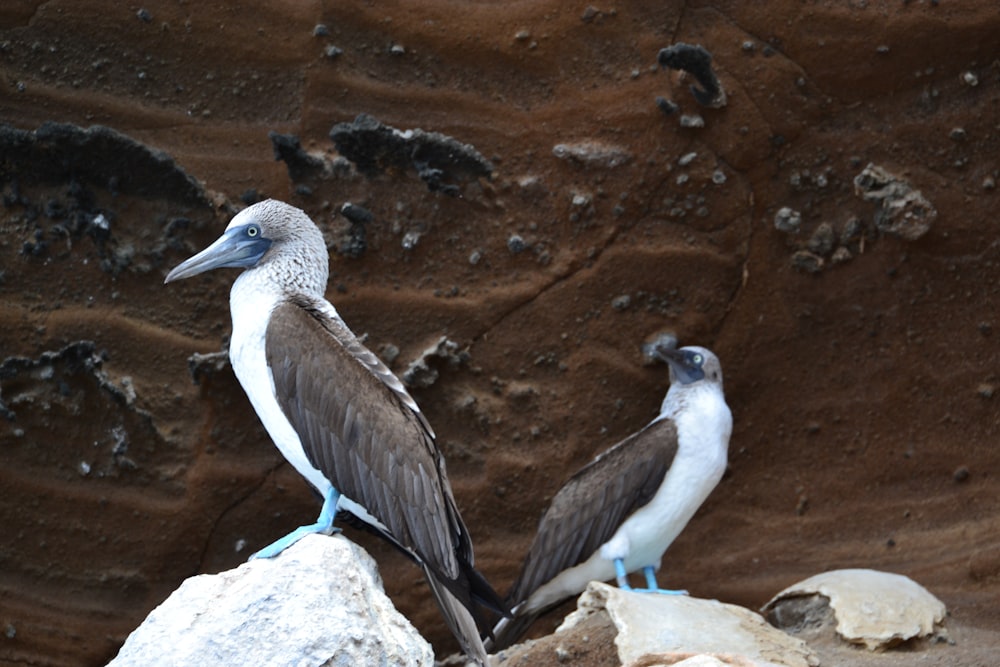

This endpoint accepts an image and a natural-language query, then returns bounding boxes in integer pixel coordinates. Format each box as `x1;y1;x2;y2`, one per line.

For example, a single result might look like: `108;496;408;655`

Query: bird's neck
227;264;339;376
233;257;328;300
660;383;732;447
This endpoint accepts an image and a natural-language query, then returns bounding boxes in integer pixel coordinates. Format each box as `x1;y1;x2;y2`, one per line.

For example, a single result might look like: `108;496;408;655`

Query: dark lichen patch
5;180;171;276
657;43;726;108
333;204;370;259
268;132;329;184
0;341;149;419
0;123;211;209
329;113;493;194
1;341;176;482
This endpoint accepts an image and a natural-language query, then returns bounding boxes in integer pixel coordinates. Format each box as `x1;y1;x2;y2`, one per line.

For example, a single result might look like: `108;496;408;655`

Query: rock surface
555;583;816;667
762;569;947;651
107;534;434;667
1;3;999;667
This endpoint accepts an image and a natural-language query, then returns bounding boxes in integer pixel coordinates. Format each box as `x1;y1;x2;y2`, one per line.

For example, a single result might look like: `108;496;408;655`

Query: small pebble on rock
774;206;802;233
679;114;705;128
791;250;824;273
507;234;527;254
808;222;836;256
831;246;853;264
656;97;679;115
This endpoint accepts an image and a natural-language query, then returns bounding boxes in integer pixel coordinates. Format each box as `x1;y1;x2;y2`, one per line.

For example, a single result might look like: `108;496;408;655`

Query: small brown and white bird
490;345;732;650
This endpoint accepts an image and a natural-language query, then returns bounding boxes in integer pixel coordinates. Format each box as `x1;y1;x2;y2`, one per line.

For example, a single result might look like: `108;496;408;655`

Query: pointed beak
654;346;702;385
164;227;271;283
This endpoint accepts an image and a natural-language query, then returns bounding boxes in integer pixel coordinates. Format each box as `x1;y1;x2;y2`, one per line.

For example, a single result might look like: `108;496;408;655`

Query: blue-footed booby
490;345;731;650
165;199;504;665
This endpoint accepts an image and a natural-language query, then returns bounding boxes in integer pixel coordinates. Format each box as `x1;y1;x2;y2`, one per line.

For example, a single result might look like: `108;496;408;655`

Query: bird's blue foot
614;558;633;590
250;486;341;560
613;560;688;595
639;565;688;595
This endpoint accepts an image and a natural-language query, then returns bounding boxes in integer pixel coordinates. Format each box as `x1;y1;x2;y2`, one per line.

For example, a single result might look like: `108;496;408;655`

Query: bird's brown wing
265;299;467;577
508;418;679;604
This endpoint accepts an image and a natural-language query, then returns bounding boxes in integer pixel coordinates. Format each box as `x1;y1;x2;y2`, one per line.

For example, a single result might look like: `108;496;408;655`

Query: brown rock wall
1;2;998;665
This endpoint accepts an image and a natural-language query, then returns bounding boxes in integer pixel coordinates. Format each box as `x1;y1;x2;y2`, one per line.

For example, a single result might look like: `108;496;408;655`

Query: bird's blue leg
639;565;688;595
614;558;633;590
250;486;341;560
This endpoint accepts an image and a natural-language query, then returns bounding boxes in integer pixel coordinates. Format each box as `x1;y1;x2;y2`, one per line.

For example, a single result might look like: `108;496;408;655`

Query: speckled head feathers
165;199;330;297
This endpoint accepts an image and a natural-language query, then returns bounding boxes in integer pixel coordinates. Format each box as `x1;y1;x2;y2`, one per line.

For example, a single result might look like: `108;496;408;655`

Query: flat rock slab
107;534;434;667
556;582;818;667
761;569;947;651
629;653;784;667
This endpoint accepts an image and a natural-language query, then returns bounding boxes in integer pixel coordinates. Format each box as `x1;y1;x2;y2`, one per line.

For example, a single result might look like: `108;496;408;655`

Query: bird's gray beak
164;226;271;283
655;347;703;385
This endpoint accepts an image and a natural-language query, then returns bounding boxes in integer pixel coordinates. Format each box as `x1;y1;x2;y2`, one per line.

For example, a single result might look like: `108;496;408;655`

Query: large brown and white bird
490;345;732;650
165;199;503;665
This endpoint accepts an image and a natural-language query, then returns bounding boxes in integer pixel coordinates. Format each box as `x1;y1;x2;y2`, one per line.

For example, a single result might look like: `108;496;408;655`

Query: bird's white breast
524;382;731;612
228;272;331;495
603;385;731;568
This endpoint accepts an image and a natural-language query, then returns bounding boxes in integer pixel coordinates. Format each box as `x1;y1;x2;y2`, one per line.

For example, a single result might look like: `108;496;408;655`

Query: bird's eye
692;353;703;365
247;225;259;237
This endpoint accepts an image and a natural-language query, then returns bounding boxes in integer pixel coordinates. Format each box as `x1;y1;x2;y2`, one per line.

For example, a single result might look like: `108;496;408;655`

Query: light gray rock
552;140;631;168
852;163;937;240
555;582;818;667
773;207;801;233
107;534;434;667
761;568;947;651
401;336;468;388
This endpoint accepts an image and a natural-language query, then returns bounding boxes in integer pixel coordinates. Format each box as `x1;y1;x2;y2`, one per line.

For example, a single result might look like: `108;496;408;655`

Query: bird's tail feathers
484;604;540;653
423;564;489;667
467;562;510;622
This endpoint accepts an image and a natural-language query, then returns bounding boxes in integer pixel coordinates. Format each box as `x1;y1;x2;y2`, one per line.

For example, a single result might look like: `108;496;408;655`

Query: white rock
107;534;434;667
556;582;817;667
761;568;946;650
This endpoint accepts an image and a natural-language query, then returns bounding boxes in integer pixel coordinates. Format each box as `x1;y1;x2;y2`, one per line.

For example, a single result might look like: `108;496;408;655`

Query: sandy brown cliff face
1;2;998;664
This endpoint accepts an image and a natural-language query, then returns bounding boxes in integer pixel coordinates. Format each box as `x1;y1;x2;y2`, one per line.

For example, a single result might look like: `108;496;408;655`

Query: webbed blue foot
639;565;688;595
613;560;688;595
250;486;341;560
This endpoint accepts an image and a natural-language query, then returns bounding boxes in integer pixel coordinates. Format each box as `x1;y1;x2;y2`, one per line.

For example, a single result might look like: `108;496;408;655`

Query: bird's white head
164;199;329;296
